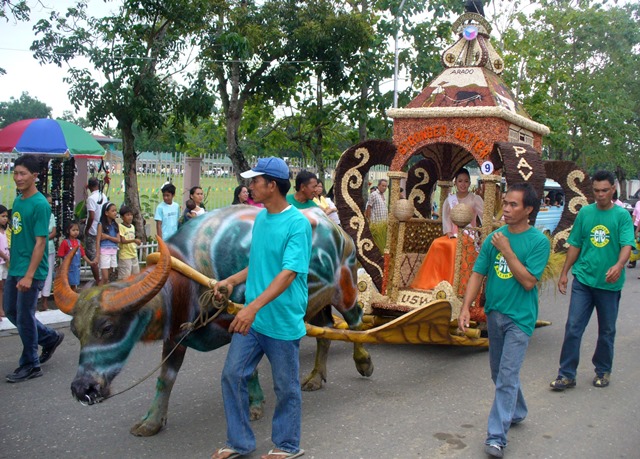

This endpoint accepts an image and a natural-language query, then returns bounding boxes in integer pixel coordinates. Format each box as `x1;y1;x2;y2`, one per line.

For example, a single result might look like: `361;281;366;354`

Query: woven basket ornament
450;203;474;228
394;198;415;222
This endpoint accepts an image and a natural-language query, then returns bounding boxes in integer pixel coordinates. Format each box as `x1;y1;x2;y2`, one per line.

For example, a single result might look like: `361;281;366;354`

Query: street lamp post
393;0;407;108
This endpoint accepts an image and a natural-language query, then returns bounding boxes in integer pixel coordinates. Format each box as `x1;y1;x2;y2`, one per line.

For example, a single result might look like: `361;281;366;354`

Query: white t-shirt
86;189;107;236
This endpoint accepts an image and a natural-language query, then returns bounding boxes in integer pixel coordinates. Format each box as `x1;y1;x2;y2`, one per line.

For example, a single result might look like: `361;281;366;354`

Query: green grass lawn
0;171;333;218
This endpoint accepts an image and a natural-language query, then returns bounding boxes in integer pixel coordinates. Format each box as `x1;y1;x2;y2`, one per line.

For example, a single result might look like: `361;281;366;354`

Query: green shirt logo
11;212;22;235
493;253;513;279
590;224;610;248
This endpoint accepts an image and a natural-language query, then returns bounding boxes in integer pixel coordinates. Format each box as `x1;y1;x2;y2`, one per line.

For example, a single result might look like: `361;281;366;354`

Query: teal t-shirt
247;206;312;340
473;225;550;336
154;201;180;240
567;203;635;291
286;194;318;209
9;192;51;280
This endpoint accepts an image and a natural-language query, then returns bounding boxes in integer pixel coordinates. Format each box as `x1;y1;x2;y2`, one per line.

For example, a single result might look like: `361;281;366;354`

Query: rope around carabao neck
87;285;231;405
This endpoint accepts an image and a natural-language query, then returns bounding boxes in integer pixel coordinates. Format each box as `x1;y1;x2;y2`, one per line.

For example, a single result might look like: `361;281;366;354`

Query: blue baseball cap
240;157;290;180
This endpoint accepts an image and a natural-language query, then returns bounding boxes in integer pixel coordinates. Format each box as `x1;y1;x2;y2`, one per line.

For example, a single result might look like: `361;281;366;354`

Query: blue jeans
486;311;531;448
3;275;59;368
558;278;621;379
221;329;302;455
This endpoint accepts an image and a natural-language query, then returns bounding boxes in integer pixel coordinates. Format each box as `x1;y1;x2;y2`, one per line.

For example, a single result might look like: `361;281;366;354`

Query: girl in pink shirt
0;205;10;320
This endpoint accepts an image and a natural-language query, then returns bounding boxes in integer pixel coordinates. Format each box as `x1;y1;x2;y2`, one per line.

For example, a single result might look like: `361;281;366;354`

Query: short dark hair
295;170;317;191
161;183;176;195
507;182;540;217
14;154;40;173
264;174;291;197
377;179;388;186
189;186;202;196
592;170;616;186
88;177;99;189
185;199;196;210
119;205;133;217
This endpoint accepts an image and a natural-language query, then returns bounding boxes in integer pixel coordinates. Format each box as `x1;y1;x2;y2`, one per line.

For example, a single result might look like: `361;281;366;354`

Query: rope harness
87;261;236;404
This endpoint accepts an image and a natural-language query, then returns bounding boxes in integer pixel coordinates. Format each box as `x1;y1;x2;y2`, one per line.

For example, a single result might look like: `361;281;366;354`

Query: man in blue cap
211;157;311;459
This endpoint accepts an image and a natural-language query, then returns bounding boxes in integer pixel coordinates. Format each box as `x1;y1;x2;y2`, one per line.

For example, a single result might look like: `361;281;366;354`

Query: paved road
1;277;640;459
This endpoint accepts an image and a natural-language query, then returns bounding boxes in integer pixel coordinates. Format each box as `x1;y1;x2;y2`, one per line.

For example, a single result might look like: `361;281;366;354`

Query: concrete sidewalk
0;309;71;332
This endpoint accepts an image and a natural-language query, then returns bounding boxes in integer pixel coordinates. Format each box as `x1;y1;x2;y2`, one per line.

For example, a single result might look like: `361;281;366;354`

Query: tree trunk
357;0;369;142
312;70;325;181
225;63;251;182
226;111;250;182
617;165;627;200
121;123;146;240
358;78;368;142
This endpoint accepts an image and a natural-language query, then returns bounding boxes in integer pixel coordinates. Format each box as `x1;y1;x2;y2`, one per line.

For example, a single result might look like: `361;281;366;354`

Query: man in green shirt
286;170;319;209
5;155;64;383
458;182;550;458
550;170;635;391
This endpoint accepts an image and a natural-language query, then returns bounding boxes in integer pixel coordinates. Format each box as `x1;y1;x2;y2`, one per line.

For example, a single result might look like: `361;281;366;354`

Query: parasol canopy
0;118;105;158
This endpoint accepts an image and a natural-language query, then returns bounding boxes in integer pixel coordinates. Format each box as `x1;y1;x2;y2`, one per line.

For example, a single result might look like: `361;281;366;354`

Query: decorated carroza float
302;6;595;347
54;6;597;436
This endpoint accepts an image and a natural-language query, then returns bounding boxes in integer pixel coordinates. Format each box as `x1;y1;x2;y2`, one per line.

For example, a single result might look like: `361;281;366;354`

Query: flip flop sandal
264;449;305;459
211;447;242;459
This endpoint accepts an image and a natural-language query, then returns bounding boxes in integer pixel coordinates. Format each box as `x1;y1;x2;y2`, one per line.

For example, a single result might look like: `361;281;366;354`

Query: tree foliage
0;91;52;127
501;1;640;179
1;0;31;22
31;0;216;237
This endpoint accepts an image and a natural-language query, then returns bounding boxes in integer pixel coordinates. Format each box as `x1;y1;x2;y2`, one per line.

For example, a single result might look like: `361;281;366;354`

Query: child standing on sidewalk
0;205;9;321
57;221;96;291
154;183;180;240
117;206;141;280
96;202;120;285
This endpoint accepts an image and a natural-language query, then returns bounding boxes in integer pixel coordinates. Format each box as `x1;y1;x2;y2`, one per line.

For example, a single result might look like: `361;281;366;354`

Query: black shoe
6;366;43;383
39;332;64;365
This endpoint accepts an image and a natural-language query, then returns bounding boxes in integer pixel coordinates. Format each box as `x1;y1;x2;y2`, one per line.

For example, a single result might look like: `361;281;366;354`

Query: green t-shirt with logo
9;191;51;280
286;194;318;209
473;225;550;336
567;203;635;291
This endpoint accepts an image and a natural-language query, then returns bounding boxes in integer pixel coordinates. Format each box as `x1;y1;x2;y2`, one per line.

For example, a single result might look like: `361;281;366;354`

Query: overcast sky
0;0;120;120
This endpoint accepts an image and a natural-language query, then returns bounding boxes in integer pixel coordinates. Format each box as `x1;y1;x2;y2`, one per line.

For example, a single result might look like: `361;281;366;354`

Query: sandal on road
262;449;305;459
211;447;242;459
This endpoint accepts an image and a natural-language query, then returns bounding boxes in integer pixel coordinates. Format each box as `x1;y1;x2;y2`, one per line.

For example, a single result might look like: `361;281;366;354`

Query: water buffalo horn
102;237;172;313
53;245;80;314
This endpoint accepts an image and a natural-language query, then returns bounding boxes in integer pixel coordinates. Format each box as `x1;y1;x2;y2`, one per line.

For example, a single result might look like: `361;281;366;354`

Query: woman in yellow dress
410;167;484;290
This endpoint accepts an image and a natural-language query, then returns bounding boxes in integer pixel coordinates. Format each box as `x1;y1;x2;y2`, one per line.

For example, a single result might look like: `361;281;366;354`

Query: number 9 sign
481;161;494;175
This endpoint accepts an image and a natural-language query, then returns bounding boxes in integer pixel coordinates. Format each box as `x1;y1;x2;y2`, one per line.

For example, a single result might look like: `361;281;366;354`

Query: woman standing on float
410;167;484;290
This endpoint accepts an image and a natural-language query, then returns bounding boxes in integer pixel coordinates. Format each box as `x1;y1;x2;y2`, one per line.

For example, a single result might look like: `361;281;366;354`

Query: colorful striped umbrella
0;118;105;158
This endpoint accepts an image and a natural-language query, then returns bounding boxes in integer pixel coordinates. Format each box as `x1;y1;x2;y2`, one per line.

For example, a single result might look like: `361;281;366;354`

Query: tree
500;1;640;182
0;91;52;127
1;0;31;22
197;1;305;181
282;0;373;177
32;0;215;237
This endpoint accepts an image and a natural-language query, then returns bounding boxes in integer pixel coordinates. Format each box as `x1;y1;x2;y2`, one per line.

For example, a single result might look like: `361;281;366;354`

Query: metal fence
0;152;350;210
